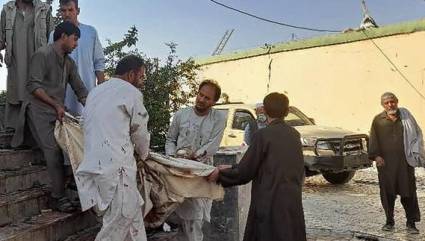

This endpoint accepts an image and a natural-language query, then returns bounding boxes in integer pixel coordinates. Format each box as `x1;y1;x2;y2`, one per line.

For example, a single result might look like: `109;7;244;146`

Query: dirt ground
303;167;425;241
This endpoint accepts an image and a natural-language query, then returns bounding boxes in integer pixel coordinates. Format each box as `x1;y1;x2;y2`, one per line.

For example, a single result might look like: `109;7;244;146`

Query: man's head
263;92;289;120
255;102;266;123
381;92;399;115
53;21;80;54
255;102;265;115
114;55;146;88
59;0;79;26
195;79;221;114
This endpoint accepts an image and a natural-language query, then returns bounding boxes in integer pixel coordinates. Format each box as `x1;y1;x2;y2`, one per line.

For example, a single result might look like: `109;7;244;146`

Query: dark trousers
380;191;420;224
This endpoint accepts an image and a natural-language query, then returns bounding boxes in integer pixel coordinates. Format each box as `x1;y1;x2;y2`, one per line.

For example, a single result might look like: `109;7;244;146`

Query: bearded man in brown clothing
369;92;423;234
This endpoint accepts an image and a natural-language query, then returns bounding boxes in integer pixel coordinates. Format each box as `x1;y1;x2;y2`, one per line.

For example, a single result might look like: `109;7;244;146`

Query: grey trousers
4;102;20;131
27;104;65;198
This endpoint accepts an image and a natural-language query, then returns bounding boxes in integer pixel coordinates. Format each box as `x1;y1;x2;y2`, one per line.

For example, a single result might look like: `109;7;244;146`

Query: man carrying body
76;55;150;241
27;21;88;212
369;92;424;234
53;0;105;116
165;79;226;241
244;102;267;145
0;0;53;146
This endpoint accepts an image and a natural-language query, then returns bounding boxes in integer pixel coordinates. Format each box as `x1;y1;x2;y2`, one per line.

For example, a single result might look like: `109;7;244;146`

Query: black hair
263;92;289;119
59;0;78;8
114;55;145;75
53;21;80;42
199;79;221;102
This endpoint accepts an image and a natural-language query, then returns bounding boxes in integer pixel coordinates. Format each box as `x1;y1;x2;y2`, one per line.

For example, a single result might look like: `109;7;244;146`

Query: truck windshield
285;107;314;126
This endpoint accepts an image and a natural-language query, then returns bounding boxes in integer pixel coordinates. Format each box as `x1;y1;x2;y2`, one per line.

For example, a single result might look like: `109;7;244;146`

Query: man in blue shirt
52;0;105;116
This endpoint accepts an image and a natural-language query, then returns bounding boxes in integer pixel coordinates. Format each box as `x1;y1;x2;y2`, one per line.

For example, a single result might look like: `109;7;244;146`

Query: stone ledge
0;166;48;194
0;187;49;227
0;210;97;241
0;131;12;149
0;150;34;171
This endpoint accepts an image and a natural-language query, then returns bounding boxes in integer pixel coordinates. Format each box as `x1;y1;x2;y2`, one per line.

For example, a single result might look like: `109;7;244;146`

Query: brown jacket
219;119;307;241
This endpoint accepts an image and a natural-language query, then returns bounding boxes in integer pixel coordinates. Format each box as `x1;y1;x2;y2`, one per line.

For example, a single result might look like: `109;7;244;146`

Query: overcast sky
1;0;424;90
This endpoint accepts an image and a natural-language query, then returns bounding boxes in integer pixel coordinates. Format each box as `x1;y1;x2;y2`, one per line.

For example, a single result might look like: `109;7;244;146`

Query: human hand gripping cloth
54;113;224;228
139;153;225;227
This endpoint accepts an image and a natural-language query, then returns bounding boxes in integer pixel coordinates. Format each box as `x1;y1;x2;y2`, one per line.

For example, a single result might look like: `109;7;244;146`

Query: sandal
51;196;76;213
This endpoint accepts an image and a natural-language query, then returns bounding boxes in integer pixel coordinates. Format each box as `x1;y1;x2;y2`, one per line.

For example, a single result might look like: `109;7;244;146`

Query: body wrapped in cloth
54;114;224;228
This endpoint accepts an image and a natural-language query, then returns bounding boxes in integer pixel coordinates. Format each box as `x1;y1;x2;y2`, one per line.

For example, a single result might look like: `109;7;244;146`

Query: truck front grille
315;135;368;156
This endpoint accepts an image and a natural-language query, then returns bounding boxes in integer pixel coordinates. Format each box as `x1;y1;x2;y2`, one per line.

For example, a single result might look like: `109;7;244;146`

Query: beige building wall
198;31;425;134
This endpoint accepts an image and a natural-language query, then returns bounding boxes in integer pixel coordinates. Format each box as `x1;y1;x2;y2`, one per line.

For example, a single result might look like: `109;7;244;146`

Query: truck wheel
322;171;356;185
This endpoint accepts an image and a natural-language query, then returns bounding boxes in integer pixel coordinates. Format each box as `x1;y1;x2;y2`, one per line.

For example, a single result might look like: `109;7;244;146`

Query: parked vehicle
214;103;371;184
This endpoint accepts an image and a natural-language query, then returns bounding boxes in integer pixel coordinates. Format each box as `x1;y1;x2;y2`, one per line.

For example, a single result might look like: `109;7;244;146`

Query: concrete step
149;232;178;241
0;150;34;171
0;166;48;194
63;225;99;241
0;131;12;149
0;210;98;241
0;188;49;227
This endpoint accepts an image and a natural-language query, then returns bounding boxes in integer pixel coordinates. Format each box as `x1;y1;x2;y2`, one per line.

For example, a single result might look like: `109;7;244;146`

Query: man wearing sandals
26;21;88;212
77;55;150;241
369;92;424;234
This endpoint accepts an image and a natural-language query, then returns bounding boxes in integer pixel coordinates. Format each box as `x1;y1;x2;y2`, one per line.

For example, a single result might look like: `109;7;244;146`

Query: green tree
104;27;200;151
53;7;62;26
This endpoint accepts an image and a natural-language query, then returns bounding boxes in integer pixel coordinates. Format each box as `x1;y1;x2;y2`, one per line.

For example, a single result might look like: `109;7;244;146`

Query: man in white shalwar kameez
76;55;150;241
165;79;226;241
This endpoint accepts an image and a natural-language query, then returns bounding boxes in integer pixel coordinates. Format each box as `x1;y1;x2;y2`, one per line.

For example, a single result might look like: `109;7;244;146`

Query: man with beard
77;55;149;241
0;0;53;147
208;92;307;241
369;92;424;234
26;21;88;212
244;102;267;145
165;79;226;241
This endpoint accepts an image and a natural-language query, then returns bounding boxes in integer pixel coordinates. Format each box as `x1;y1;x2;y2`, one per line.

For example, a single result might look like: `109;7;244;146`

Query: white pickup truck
214;103;371;184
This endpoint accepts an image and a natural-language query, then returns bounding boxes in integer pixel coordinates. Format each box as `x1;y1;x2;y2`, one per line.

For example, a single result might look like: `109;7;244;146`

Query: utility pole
212;29;234;56
360;0;378;29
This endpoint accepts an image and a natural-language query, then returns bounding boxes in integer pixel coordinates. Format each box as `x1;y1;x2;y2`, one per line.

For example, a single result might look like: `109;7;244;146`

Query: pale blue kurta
49;23;105;115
